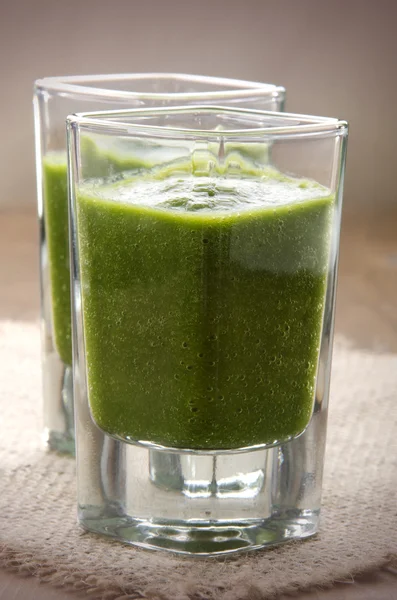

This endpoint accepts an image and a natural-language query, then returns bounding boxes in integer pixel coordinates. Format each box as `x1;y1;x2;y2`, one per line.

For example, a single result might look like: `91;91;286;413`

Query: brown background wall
0;0;396;214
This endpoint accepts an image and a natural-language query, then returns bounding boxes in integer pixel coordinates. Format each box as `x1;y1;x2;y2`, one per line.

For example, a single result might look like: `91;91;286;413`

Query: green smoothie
43;156;71;365
76;164;334;450
43;142;157;366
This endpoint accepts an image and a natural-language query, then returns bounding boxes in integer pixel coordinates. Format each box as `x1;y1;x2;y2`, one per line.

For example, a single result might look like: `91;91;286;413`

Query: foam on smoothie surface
77;164;334;450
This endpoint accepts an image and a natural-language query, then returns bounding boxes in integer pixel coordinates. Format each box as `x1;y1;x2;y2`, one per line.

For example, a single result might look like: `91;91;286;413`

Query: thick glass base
80;511;319;556
45;427;75;455
77;409;326;555
42;349;75;455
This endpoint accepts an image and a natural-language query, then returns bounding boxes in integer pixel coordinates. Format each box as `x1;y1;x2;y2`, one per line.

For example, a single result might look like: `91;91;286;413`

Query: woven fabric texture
0;321;396;600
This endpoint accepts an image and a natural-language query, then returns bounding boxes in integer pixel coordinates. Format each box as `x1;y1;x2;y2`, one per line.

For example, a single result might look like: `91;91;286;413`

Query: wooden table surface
0;208;396;600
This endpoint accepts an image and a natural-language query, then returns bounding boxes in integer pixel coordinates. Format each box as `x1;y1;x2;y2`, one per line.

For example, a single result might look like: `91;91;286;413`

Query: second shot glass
33;74;285;454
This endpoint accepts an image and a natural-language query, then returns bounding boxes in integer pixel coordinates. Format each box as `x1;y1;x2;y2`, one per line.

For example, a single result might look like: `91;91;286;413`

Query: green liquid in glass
77;166;334;450
43;141;155;365
43;158;71;365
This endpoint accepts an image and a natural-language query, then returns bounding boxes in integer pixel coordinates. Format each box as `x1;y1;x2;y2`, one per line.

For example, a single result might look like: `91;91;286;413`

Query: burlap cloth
0;321;396;600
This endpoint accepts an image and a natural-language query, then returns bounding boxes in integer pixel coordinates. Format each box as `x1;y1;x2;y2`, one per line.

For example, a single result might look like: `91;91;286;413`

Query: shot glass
33;74;285;454
68;106;348;555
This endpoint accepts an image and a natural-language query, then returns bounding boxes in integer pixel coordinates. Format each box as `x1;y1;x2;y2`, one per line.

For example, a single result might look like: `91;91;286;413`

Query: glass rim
34;72;285;101
67;105;348;139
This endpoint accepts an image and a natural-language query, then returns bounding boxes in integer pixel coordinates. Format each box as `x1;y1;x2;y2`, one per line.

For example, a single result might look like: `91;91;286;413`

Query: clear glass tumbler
68;106;348;555
33;74;285;454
